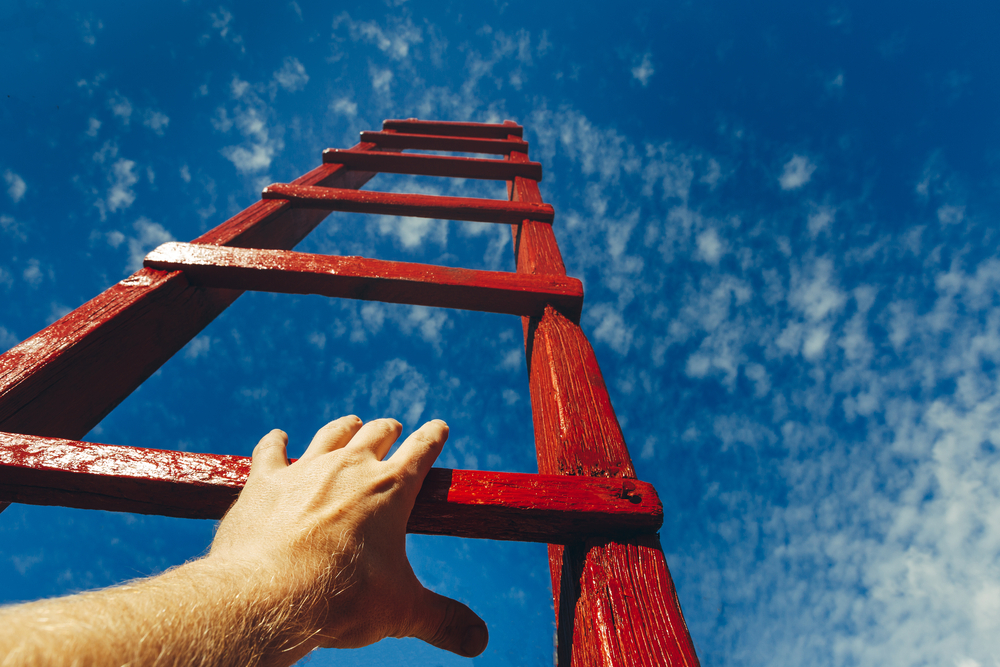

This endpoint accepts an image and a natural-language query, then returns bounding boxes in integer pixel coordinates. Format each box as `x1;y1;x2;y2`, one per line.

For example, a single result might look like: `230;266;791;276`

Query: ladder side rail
506;136;701;666
0;147;377;443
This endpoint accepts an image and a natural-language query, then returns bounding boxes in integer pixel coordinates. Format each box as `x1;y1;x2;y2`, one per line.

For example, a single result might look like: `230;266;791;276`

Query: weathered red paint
0;431;661;543
323;148;542;181
359;131;529;155
262;182;553;223
0;148;379;441
382;118;523;139
507;139;701;665
0;118;699;665
144;242;584;321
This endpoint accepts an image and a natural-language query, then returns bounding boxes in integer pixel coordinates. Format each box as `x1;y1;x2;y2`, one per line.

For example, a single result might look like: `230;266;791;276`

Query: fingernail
461;625;487;657
432;419;448;427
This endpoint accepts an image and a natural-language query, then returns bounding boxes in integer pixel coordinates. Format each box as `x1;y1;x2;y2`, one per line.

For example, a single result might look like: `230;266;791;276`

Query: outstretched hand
209;416;489;659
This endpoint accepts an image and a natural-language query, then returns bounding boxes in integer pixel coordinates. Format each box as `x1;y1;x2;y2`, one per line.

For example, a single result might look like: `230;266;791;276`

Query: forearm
0;556;328;667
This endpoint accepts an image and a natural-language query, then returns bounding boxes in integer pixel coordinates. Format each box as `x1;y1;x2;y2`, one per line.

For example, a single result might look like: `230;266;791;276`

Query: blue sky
3;1;1000;664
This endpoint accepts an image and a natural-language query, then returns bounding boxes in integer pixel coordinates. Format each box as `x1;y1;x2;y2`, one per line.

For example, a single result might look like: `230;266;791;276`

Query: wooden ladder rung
144;242;583;320
0;431;662;543
262;183;553;223
382;118;523;139
359;131;529;155
323;149;542;181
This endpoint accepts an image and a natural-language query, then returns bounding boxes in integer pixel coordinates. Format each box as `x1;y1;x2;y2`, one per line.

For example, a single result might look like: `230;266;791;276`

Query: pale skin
0;416;489;666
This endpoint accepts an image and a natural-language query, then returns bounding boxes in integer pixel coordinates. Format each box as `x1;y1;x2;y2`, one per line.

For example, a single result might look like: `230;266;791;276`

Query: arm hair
0;554;343;667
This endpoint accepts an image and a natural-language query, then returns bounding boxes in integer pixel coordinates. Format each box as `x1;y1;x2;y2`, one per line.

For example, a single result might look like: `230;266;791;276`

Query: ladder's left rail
0;148;380;442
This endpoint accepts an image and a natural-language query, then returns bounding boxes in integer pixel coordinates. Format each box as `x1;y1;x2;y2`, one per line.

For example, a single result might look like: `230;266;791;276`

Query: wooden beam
144;242;584;321
382;118;523;139
506;136;701;666
323;149;542;181
359;131;529;155
262;183;553;223
0;432;662;543
0;146;380;441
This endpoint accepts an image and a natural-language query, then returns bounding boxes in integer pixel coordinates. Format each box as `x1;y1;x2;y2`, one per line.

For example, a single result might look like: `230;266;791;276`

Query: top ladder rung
360;131;529;155
383;118;523;139
323;149;542;181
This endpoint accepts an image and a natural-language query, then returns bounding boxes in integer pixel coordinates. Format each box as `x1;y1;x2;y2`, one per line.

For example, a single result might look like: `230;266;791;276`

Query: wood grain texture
359;131;529;155
262;183;554;223
0;432;662;543
382;118;523;139
0;146;380;441
323;149;542;181
508;150;567;276
144;242;584;321
506;142;701;666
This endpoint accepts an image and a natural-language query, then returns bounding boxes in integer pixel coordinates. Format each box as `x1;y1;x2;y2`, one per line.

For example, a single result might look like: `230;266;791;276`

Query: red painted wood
262;183;554;223
508;149;568;276
0;432;662;542
0;145;380;441
382;118;523;139
144;242;584;321
359;131;529;155
323;149;542;181
506;142;701;665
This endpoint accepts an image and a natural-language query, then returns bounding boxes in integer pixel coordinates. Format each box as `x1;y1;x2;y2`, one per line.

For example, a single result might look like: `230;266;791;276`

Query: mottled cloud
779;154;817;190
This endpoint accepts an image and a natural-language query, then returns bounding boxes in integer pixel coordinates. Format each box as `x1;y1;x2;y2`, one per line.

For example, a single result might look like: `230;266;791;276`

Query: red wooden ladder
0;118;700;666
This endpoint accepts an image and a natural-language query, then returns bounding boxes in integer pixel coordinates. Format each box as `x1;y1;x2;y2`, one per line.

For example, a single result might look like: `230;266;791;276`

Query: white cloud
396;306;450;349
808;205;835;237
142;110;170;135
22;259;44;287
330;98;358;117
308;331;326;350
126;217;174;272
587;303;635;355
4;170;26;203
369;358;428;426
78;15;102;45
370;65;393;96
376;214;446;249
85;117;101;137
341;15;423;60
105;230;125;248
696;228;725;265
631;53;654;86
0;215;26;241
230;76;250;99
501;389;520;406
209;7;245;53
183;335;211;360
219;103;282;176
937;204;965;225
108;92;132;125
498;349;522;371
105;158;139;214
273;56;309;92
179;165;191;183
0;326;18;350
221;144;275;174
779;154;817;190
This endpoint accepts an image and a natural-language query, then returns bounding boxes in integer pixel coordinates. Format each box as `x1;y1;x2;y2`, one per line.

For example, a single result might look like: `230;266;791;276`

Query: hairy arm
0;417;488;666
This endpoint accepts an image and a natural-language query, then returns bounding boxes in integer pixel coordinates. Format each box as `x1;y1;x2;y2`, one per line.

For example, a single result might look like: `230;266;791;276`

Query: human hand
208;416;489;659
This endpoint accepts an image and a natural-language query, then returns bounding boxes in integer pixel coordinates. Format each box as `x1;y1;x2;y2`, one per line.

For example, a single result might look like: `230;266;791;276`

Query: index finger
388;419;449;483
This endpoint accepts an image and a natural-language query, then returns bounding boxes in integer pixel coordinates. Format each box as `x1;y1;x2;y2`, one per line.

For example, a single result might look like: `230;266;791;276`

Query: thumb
409;587;489;658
